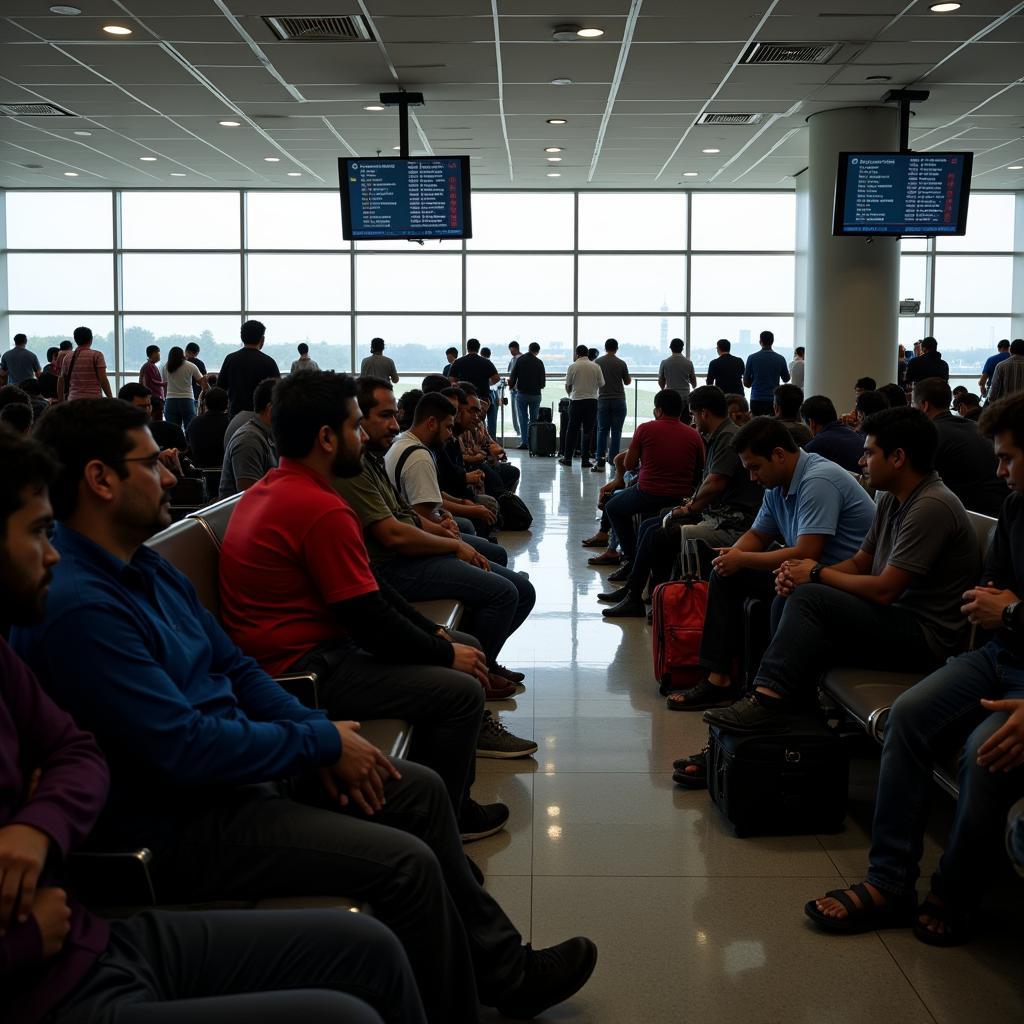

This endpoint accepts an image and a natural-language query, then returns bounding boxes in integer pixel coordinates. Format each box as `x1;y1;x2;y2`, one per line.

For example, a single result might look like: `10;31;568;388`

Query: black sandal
913;897;970;947
666;679;741;712
671;747;708;790
804;882;914;935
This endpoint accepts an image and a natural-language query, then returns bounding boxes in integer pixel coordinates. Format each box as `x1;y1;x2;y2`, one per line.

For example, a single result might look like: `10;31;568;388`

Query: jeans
148;762;525;1024
516;393;541;447
604;485;681;562
164;397;196;430
595;398;628;462
866;642;1024;902
754;584;940;704
486;390;499;438
562;399;597;462
54;909;423;1024
698;568;780;677
376;554;535;665
510;390;519;433
460;528;508;565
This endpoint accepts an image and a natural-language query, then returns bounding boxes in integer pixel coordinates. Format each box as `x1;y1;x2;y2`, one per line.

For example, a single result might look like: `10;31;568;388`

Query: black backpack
496;492;533;531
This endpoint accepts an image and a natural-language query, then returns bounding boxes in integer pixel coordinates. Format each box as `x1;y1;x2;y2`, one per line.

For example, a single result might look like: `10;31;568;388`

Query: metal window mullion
240;192;247;332
926;237;937;338
350;246;357;372
113;190;122;380
572;191;579;352
684;190;692;358
461;235;467;353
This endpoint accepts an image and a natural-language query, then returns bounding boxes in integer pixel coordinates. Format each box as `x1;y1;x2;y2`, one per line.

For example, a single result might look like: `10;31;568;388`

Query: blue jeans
376;554;535;665
487;390;499;437
866;641;1024;902
604;485;680;562
515;393;541;446
595;398;627;462
165;396;196;430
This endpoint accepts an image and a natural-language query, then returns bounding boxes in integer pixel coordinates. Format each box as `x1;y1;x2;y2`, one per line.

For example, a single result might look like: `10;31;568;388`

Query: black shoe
459;800;510;843
703;693;790;734
516;443;529;450
495;937;598;1019
597;585;630;603
665;678;743;712
602;595;646;618
581;460;593;468
558;458;572;467
607;562;632;583
590;459;606;473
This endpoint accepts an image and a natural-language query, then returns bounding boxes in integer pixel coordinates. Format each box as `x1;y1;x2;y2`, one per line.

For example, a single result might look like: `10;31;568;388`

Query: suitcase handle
679;536;704;582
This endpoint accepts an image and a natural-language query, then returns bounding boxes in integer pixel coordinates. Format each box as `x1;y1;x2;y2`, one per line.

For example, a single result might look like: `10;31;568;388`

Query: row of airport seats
69;491;465;913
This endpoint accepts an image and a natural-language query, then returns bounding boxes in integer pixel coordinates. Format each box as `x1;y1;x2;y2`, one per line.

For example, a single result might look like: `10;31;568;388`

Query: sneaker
495;937;598;1019
491;663;526;684
702;693;790;734
484;674;520;700
460;799;510;842
477;712;538;759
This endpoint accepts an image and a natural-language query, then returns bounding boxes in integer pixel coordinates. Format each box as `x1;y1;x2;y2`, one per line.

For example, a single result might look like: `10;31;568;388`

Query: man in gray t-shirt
219;414;278;497
593;338;632;468
658;339;697;416
1;335;42;387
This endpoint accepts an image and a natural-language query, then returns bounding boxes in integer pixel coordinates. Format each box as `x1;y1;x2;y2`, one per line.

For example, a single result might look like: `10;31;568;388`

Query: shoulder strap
393;443;432;490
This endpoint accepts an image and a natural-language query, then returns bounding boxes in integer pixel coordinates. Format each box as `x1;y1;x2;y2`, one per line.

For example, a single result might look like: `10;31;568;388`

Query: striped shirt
61;346;107;400
988;355;1024;403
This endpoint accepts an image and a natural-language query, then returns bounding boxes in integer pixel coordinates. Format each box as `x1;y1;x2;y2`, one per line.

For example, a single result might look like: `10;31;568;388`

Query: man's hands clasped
321;722;402;816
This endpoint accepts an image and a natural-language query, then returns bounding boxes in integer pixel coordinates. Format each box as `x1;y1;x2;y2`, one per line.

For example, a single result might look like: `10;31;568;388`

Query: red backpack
651;539;709;695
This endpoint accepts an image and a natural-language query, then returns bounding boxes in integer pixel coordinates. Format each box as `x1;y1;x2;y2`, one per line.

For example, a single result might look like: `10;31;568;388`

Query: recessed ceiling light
866;75;892;82
547;118;568;125
546;172;561;177
547;157;562;163
73;130;91;136
929;2;960;10
544;146;563;153
577;27;604;38
63;171;78;176
102;24;132;35
683;171;699;177
287;171;302;176
50;5;81;14
170;172;186;176
702;148;720;154
550;78;573;86
219;120;240;127
1009;165;1024;170
264;157;281;162
363;104;385;111
139;156;157;161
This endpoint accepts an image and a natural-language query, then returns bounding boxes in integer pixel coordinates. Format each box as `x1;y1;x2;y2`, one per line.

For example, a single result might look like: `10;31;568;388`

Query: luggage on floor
558;397;571;455
651;539;708;695
528;421;557;457
537;406;553;423
707;717;849;837
497;491;533;531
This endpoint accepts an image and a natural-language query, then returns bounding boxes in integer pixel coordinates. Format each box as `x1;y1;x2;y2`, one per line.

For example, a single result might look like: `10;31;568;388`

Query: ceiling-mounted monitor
339;156;472;241
833;151;972;237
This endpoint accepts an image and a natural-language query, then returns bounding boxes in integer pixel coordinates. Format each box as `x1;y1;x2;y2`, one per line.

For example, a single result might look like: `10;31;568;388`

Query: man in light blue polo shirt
667;416;875;713
743;330;790;416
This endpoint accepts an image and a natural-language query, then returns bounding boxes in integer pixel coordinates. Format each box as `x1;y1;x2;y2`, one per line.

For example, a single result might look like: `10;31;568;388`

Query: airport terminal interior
1;1;1024;1022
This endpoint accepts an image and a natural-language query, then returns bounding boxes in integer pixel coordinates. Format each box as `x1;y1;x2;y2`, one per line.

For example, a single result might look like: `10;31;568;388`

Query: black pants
147;762;524;1024
563;399;597;461
750;399;774;416
697;568;779;677
54;908;424;1024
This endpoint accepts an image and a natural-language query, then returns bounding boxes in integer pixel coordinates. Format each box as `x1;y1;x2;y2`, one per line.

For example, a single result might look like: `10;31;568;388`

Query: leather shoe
597;585;630;603
601;595;647;618
607;562;632;582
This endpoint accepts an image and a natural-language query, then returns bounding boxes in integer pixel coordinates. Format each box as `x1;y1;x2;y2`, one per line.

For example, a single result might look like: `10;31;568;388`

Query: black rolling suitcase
537;406;553;423
707;717;848;837
529;421;557;457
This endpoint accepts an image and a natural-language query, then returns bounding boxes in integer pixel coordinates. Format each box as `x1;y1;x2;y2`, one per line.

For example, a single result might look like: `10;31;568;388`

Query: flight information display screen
833;152;972;236
339;156;472;240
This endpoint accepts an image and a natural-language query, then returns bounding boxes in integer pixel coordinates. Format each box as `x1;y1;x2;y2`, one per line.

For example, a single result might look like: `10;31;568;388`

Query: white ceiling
1;0;1023;190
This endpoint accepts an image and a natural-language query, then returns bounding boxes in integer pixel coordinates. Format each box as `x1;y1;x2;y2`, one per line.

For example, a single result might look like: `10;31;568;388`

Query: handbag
651;537;709;694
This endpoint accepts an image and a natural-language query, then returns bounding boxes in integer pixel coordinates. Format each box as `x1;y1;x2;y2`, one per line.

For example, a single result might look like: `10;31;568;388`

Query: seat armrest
274;671;320;709
68;847;157;907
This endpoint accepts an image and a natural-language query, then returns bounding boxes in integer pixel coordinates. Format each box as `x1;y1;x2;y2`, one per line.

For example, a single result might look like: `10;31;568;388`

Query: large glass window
933;256;1013;314
577;193;686;250
577;316;688;373
690;255;794;313
122;254;241;311
247;315;352;372
7;253;113;311
466;255;574;312
120;192;240;249
468;193;574;250
355;254;461;312
936;193;1016;252
4;191;113;249
691;193;795;250
577;255;687;313
245;192;347;250
247;254;350;311
122;316;241;373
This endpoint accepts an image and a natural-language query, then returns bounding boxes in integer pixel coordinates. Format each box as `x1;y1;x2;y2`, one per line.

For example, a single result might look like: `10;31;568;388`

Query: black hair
800;395;838;426
414;391;459;426
912;377;951;409
370;337;385;353
185;342;200;355
604;338;618;352
773;383;804;419
165;346;185;375
1;403;33;434
759;330;774;347
204;386;229;413
1011;338;1024;357
440;386;466;405
271;371;357;459
13;333;28;346
356;375;393;416
861;406;938;474
117;382;150;403
508;341;520;350
421;374;451;394
855;376;877;391
46;347;59;361
575;344;589;358
19;378;40;397
980;392;1024;447
794;346;805;358
456;380;478;397
297;342;309;356
669;337;684;354
466;338;481;353
145;345;160;358
446;346;459;357
480;347;491;359
878;383;908;408
0;429;57;530
688;385;727;418
998;339;1010;350
0;386;30;411
733;416;798;457
856;390;889;418
717;338;731;352
240;319;265;345
73;326;93;346
726;393;749;412
920;336;938;352
528;342;540;354
253;377;277;413
59;340;72;351
654;389;683;418
588;348;599;361
33;399;147;520
958;392;981;409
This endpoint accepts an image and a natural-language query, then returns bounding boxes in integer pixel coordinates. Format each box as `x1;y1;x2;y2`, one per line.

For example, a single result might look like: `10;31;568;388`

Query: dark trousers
563;398;597;461
480;460;520;497
750;399;774;416
697;568;780;677
604;486;678;562
55;908;424;1024
148;762;525;1024
291;630;485;816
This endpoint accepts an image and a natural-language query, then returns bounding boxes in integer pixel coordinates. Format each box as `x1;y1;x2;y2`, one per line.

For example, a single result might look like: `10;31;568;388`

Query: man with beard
12;393;598;1024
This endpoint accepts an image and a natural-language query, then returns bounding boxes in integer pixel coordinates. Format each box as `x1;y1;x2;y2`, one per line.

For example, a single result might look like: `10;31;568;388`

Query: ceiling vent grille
0;102;73;116
697;112;763;126
263;15;373;41
742;41;840;64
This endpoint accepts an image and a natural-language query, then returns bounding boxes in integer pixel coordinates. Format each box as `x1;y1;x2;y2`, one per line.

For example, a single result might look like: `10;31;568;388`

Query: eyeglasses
110;453;164;470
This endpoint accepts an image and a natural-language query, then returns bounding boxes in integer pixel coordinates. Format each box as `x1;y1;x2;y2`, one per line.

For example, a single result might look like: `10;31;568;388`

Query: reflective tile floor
471;451;1023;1024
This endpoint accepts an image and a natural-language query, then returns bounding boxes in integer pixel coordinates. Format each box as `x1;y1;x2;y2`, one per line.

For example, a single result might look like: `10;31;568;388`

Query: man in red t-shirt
219;371;505;842
604;389;704;565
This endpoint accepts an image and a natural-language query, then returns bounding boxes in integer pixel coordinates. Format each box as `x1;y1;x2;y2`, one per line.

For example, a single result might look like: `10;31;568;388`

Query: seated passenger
1;399;33;436
604;389;704;570
455;384;520;497
704;407;979;735
956;391;983;422
841;377;879;425
600;386;763;618
0;429;424;1024
185;385;231;467
801;394;866;473
146;394;188;451
219;377;277;497
878;382;908;408
773;383;812;446
912;376;1006;518
667;417;876;713
726;393;751;427
12;398;597;1024
852;389;889;430
804;395;1024;945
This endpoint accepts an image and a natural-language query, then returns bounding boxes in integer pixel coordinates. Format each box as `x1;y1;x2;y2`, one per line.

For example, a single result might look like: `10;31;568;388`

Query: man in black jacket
509;342;547;449
904;336;950;387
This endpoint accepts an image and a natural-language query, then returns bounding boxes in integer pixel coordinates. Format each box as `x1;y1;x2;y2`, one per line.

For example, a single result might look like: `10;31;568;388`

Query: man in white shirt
561;345;605;469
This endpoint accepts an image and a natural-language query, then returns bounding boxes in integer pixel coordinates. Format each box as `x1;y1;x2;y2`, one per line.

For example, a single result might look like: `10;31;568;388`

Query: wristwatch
1002;601;1021;630
809;563;825;585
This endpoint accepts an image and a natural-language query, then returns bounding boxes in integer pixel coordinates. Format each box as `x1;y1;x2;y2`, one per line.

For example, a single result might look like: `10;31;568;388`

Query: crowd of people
3;320;1024;1020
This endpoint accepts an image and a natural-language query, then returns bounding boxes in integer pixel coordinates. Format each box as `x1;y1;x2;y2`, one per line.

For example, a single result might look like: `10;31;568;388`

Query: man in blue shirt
13;397;597;1024
801;394;867;473
979;338;1010;397
742;330;790;416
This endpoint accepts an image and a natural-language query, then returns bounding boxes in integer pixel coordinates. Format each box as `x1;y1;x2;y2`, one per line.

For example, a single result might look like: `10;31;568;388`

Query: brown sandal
581;533;608;548
587;552;621;566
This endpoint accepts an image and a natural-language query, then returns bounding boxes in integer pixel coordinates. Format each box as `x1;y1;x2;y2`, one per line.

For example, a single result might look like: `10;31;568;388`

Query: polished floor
471;450;1023;1024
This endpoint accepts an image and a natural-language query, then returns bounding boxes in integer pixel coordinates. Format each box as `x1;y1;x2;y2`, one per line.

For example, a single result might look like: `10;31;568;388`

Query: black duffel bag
497;492;533;531
707;715;848;837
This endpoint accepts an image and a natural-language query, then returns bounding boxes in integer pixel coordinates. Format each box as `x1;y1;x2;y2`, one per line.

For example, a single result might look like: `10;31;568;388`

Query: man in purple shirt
0;429;424;1024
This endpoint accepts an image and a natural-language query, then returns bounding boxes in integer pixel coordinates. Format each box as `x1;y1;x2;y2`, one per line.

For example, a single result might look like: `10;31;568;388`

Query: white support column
793;168;809;349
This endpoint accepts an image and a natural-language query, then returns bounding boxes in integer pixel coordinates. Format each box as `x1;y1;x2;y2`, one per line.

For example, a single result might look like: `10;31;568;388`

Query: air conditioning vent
0;102;73;116
742;41;840;64
697;112;763;126
263;15;373;41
